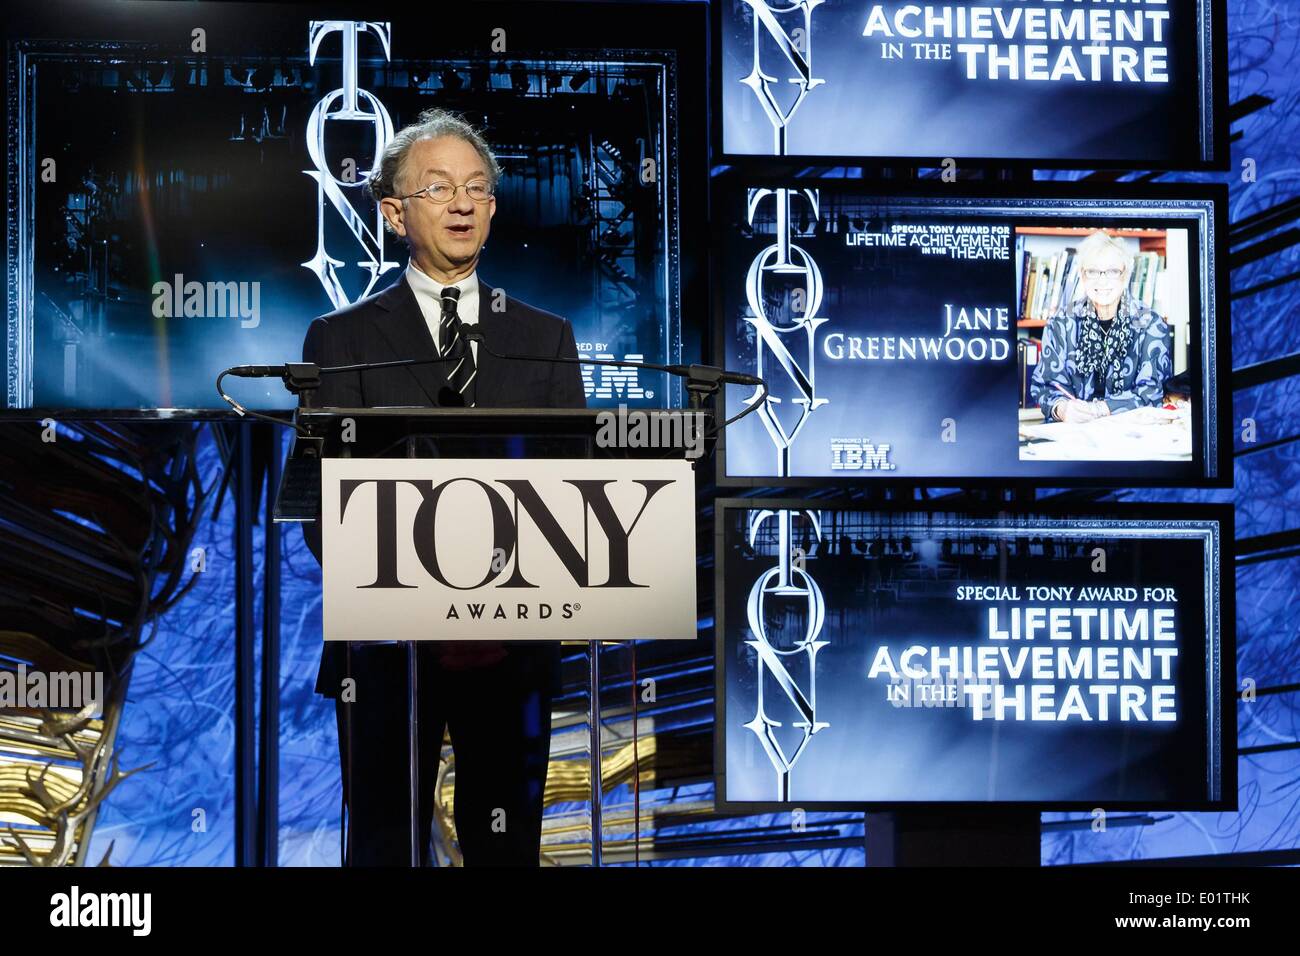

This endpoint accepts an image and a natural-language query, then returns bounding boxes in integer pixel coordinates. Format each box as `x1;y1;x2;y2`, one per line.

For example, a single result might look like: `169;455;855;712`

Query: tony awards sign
321;459;697;642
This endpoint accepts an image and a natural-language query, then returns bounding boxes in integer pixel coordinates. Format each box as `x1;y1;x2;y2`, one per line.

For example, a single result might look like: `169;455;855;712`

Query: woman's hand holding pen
1051;383;1111;423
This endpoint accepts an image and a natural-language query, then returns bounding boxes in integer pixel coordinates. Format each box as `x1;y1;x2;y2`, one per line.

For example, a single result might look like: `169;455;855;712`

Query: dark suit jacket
299;271;587;697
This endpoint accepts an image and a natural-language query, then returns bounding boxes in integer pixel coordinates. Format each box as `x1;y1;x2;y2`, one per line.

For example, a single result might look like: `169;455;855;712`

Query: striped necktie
439;286;476;407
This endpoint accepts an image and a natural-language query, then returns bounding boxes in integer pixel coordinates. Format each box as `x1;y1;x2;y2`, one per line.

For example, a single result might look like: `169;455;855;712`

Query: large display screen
717;0;1227;168
716;177;1229;486
3;1;704;415
715;500;1234;810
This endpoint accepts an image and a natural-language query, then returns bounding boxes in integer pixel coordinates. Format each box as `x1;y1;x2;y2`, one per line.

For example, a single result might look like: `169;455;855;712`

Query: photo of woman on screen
1030;230;1174;424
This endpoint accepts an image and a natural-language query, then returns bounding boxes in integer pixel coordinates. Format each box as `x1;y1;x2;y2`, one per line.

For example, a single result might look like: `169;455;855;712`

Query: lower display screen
715;501;1233;809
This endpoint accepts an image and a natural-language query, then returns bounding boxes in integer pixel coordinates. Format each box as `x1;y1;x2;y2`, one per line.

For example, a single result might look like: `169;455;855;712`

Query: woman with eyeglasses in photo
1030;230;1173;424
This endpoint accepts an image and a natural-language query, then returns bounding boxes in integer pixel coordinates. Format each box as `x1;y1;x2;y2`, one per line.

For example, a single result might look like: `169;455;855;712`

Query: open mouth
446;223;475;237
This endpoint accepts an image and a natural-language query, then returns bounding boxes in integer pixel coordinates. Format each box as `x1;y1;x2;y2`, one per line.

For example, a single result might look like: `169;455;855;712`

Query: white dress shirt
405;260;479;364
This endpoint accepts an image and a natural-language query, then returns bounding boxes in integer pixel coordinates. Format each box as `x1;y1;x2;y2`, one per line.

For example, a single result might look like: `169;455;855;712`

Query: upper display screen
718;0;1227;168
5;2;703;415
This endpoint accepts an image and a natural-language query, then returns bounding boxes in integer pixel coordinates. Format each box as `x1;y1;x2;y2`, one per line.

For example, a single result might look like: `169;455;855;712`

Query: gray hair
368;108;502;211
1076;230;1132;274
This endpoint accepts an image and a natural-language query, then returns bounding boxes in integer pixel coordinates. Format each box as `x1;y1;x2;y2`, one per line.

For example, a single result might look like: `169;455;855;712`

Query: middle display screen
714;177;1228;487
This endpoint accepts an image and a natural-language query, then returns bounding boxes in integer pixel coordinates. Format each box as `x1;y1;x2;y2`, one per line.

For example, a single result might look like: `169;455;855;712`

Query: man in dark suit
300;109;585;866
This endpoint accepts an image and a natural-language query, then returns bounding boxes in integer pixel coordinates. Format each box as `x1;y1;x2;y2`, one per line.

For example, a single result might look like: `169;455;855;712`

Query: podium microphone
216;336;473;422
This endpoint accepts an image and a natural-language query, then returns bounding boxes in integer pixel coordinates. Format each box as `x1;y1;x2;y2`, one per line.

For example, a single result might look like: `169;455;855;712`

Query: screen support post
404;437;421;867
589;642;603;867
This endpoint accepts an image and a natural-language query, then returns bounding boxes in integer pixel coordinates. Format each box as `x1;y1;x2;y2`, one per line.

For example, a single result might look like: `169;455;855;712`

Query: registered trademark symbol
573;603;581;612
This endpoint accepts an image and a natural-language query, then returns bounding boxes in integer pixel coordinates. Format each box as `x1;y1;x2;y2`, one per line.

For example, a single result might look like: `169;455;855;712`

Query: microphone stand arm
678;365;728;410
281;363;323;408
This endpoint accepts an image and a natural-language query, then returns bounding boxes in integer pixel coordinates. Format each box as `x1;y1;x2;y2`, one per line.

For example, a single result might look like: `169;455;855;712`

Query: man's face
380;135;496;279
1081;247;1129;311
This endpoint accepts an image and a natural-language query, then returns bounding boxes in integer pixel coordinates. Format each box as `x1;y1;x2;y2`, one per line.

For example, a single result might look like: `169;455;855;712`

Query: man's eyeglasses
1083;268;1125;280
397;180;494;204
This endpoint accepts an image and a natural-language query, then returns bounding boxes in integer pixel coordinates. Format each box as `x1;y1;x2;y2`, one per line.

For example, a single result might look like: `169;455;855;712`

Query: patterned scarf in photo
1075;296;1133;394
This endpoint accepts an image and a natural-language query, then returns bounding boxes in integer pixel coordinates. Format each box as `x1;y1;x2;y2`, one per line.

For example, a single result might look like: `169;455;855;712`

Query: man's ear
487;195;496;222
380;197;406;237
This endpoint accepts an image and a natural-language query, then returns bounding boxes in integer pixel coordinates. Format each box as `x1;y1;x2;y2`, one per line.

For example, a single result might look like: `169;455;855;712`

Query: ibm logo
581;353;650;400
830;438;896;471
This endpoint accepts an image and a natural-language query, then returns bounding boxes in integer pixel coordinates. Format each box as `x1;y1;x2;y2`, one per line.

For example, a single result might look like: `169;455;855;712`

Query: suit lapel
369;275;450;406
475;280;507;405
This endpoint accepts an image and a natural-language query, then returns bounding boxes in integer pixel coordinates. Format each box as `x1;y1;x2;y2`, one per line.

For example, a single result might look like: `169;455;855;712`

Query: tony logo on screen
736;187;835;798
302;20;399;309
737;0;825;156
743;508;830;801
742;185;830;477
297;108;587;867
